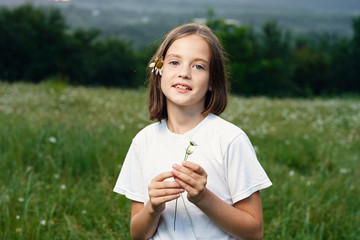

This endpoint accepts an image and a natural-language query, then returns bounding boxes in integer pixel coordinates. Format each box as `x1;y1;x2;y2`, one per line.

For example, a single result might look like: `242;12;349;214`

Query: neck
166;108;207;134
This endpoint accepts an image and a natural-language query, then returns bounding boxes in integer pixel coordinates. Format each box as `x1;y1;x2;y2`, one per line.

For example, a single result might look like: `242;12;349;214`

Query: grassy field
0;82;359;239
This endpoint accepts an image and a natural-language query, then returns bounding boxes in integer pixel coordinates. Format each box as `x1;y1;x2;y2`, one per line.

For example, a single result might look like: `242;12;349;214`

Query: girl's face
161;34;211;114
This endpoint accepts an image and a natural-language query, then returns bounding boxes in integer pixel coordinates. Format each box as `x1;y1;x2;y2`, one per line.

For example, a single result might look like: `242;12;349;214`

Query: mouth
173;84;192;90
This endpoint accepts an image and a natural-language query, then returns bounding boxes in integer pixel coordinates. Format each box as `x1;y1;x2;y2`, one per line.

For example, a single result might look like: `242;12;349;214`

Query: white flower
48;137;57;143
289;170;295;177
18;197;24;202
40;220;46;226
189;141;197;146
60;184;66;190
16;215;20;220
82;210;87;214
149;57;163;76
54;174;60;179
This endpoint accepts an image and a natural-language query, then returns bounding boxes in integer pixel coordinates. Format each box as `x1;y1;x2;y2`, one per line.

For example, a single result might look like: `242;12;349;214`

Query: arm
130;171;184;240
172;161;264;240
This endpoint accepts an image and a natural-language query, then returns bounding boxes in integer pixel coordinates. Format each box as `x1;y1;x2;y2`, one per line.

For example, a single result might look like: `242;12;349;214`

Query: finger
149;179;183;193
172;165;207;196
171;168;198;189
173;176;190;190
151;194;181;205
151;180;182;188
153;171;175;182
182;161;207;176
172;163;206;182
149;188;185;198
173;177;204;200
150;193;182;213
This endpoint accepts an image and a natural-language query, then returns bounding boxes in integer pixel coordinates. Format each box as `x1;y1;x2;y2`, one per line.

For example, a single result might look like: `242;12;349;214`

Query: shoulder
195;114;247;155
132;121;165;144
207;114;245;140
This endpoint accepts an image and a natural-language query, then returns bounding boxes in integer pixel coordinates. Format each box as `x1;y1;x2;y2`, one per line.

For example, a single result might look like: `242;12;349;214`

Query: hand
172;161;208;204
148;171;184;215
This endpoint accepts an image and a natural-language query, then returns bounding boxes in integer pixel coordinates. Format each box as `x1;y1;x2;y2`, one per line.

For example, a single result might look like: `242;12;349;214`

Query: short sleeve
113;140;145;203
225;132;272;204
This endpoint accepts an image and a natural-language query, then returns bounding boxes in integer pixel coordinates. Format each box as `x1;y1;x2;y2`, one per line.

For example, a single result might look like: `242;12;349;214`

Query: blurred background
1;0;360;96
1;1;360;239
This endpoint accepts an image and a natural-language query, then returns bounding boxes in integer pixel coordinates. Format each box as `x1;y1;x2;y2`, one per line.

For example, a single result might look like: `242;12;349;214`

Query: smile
174;84;192;90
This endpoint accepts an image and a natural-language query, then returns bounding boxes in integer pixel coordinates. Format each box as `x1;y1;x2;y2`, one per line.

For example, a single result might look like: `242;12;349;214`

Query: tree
0;4;67;82
91;39;140;87
0;4;142;88
349;16;360;91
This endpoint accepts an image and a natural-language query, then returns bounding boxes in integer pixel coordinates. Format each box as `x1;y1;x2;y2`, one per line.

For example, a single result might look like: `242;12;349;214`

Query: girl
114;23;272;240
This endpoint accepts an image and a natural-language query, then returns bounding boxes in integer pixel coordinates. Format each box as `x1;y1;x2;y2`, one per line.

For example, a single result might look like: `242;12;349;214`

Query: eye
169;61;179;66
194;64;204;70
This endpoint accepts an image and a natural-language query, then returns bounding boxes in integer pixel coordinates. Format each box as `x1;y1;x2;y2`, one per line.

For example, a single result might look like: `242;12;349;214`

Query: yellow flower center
155;59;163;68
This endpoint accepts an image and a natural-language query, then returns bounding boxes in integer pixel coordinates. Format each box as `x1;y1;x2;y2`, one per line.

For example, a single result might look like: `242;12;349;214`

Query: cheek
160;77;165;91
161;64;171;76
159;77;169;96
199;73;210;90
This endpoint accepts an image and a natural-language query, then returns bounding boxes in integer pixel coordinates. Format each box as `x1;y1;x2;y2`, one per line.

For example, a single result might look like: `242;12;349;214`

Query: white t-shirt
114;114;272;239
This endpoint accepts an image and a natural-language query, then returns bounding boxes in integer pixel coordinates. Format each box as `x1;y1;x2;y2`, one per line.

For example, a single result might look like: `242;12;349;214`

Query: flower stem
174;142;192;231
181;194;197;239
173;198;178;230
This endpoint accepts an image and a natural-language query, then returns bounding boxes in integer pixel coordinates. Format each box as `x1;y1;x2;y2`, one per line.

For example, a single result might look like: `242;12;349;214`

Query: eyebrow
166;54;209;64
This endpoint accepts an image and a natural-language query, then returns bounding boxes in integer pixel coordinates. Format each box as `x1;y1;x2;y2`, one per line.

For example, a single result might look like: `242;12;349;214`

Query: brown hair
147;23;229;121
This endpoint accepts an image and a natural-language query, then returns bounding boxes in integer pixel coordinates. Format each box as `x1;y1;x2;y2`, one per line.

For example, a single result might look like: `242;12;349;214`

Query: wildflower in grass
339;168;349;174
82;210;87;214
48;136;57;143
40;220;46;226
16;227;21;233
174;141;197;233
60;184;66;190
54;173;60;179
60;95;67;101
16;215;20;220
289;170;295;177
18;197;24;202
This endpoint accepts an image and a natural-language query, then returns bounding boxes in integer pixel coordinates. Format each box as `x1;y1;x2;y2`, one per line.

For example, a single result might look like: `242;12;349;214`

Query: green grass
1;82;359;239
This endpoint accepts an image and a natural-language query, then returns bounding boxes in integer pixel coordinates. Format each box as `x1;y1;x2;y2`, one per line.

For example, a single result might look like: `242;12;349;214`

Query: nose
178;65;191;79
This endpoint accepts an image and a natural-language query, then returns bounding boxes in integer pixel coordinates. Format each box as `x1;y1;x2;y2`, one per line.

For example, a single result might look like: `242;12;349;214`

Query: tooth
177;85;187;90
